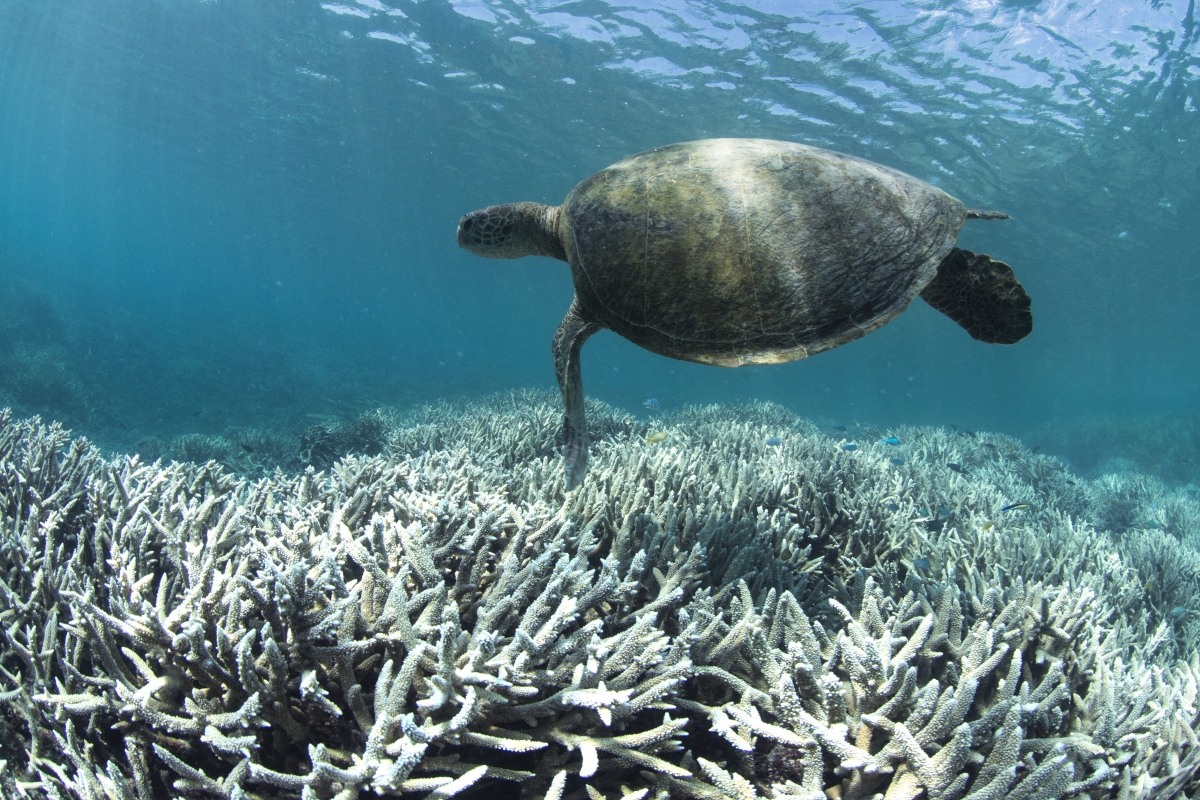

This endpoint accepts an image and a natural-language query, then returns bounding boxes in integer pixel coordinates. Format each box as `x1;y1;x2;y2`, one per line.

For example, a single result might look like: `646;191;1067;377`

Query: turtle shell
559;138;967;366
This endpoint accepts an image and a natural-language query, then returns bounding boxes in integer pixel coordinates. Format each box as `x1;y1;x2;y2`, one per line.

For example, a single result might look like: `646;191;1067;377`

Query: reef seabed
1;394;1198;799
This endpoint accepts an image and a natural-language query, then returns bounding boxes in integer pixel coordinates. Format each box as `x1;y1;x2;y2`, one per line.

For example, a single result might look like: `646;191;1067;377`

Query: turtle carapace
457;138;1032;490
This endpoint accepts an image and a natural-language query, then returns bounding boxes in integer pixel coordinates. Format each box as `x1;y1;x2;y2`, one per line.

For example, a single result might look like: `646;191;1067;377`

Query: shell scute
561;138;967;365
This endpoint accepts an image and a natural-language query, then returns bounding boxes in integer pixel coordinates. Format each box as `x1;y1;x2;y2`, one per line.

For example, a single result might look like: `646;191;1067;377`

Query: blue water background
1;0;1197;452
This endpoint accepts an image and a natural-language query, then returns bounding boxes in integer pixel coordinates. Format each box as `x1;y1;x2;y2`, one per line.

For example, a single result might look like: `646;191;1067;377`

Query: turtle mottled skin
457;138;1032;490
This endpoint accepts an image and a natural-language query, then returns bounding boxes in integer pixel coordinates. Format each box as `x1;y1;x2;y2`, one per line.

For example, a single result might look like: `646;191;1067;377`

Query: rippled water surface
1;0;1197;451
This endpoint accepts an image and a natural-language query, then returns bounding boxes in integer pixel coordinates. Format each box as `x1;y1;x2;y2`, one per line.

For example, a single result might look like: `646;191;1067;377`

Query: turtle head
457;205;525;258
457;202;566;261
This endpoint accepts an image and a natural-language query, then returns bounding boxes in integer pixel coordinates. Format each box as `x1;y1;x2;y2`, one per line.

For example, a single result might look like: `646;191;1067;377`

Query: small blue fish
842;443;858;451
881;437;900;445
641;397;660;410
833;425;846;431
765;437;783;447
885;503;900;511
890;457;905;466
1170;606;1188;618
938;508;950;518
912;558;931;570
947;463;965;474
1001;502;1031;512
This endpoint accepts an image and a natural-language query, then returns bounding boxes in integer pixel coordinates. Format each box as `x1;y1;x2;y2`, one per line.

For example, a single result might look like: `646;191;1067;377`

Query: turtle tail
920;248;1032;344
965;208;1010;220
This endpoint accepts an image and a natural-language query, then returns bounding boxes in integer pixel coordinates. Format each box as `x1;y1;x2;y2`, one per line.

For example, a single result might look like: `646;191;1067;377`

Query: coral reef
1;271;427;460
1025;413;1200;487
1;394;1199;799
0;279;87;419
299;411;393;471
385;395;1200;659
126;411;398;477
165;428;305;475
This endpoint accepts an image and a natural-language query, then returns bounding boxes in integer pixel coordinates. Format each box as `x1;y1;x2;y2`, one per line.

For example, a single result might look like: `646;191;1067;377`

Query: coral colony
1;392;1199;799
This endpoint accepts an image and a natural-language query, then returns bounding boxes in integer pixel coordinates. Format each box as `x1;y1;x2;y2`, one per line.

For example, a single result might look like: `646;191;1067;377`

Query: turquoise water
1;0;1198;457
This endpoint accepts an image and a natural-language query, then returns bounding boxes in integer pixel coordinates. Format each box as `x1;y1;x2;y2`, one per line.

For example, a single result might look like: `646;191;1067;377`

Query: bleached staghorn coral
864;423;1200;659
1;442;708;798
0;413;100;768
1;397;1199;799
388;394;925;622
1023;412;1200;488
387;393;1199;655
684;576;1200;800
1116;530;1200;655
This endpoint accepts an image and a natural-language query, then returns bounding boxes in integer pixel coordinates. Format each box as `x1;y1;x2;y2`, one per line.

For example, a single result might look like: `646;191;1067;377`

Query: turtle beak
456;214;473;248
457;211;487;253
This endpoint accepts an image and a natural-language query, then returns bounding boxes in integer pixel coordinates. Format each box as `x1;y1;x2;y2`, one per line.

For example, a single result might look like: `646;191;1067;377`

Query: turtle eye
462;217;474;231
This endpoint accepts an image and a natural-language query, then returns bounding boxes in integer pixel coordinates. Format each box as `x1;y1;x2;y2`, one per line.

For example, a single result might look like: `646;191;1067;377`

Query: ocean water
5;3;1200;795
1;0;1198;466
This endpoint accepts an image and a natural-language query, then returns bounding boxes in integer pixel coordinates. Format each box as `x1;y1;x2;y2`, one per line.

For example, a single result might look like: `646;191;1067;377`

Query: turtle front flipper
553;298;602;491
920;248;1033;345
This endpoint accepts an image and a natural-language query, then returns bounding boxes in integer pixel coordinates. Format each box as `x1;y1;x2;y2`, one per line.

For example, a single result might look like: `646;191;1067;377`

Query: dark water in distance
1;0;1198;456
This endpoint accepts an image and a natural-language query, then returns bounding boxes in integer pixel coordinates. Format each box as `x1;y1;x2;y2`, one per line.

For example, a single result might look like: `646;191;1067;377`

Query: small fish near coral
1001;502;1032;512
646;431;669;444
641;397;660;410
881;436;901;445
914;512;951;532
889;457;905;465
842;443;859;451
458;137;1034;489
765;436;783;446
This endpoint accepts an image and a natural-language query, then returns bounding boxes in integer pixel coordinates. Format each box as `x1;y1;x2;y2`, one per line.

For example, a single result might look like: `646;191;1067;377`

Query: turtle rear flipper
920;248;1032;344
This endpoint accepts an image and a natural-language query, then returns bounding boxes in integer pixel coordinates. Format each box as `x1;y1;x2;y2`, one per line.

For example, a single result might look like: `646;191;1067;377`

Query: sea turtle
457;138;1032;490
